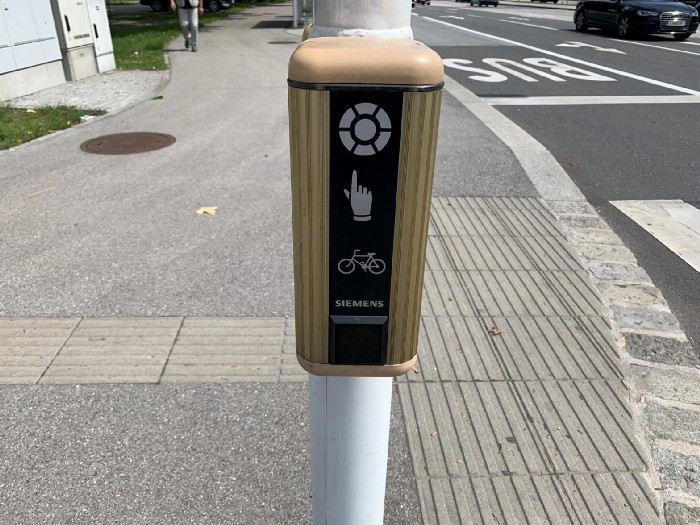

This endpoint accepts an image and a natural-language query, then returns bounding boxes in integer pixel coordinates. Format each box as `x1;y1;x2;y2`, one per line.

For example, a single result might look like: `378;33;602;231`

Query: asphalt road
412;0;700;351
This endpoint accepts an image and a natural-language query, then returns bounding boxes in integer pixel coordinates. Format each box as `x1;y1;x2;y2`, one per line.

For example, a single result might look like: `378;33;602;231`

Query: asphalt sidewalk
2;2;700;524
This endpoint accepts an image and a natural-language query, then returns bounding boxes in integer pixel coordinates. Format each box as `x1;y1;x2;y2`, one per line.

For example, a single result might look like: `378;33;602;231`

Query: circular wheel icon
339;103;392;157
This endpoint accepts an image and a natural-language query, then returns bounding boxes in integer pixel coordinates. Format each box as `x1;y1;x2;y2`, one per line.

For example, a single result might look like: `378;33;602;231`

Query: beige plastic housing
288;37;443;377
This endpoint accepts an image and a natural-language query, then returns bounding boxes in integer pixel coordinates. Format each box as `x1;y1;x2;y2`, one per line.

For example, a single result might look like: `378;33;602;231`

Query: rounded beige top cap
288;37;444;87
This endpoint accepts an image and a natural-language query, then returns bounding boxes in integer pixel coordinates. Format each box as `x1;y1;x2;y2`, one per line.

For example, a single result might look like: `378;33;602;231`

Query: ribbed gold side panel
288;87;330;364
388;90;443;365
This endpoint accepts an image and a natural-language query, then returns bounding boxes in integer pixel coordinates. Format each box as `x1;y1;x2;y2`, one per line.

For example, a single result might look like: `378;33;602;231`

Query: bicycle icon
338;250;387;275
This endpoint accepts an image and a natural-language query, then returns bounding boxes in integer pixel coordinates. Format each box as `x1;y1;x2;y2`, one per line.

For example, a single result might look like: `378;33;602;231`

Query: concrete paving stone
612;305;683;333
171;345;280;356
485;316;623;381
0;366;46;378
159;375;280;384
544;270;608;316
0;327;77;337
633;365;700;405
626;333;699;367
426;234;581;272
422;269;602;318
0;355;54;366
40;375;159;384
433;197;563;239
645;403;700;447
51;355;169;366
0;318;79;328
493;206;564;239
408;315;622;383
71;327;180;337
432;198;514;237
182;317;286;328
486;196;546;211
177;327;284;338
173;336;284;346
0;346;62;356
56;345;173;356
587;261;653;284
0;376;39;385
64;336;178;346
41;364;164;378
398;379;646;480
655;446;700;497
0;336;71;346
418;472;659;524
575;243;637;265
664;500;700;525
161;364;279;377
598;282;667;308
167;355;280;366
76;317;183;328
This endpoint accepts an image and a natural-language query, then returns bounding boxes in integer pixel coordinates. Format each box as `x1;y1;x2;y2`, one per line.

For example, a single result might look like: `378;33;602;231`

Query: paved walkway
2;2;699;524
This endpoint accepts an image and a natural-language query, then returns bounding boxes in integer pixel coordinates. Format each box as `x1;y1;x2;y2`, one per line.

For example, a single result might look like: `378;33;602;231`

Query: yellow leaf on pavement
196;206;218;215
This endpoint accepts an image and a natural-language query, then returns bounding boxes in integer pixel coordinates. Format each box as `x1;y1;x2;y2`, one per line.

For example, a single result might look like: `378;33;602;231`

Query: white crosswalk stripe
611;200;700;273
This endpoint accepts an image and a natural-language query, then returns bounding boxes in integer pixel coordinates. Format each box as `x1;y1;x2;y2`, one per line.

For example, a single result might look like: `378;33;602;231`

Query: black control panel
328;90;404;364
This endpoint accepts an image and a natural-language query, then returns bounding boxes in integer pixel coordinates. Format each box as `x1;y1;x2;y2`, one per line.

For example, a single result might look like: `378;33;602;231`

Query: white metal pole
304;2;413;524
310;375;394;525
309;0;413;38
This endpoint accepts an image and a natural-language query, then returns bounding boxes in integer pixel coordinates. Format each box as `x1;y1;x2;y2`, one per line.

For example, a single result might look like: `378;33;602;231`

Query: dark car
455;0;498;4
140;0;232;12
412;0;431;6
574;0;699;40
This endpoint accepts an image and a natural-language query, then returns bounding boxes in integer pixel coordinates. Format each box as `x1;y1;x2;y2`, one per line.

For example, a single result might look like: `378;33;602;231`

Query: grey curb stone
633;365;700;405
612;305;683;333
655;446;700;498
646;404;700;447
664;500;700;525
576;243;637;264
588;261;654;283
626;333;699;367
598;282;667;309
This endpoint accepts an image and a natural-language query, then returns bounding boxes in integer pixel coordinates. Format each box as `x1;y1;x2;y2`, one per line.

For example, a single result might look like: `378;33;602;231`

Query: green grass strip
0;106;104;150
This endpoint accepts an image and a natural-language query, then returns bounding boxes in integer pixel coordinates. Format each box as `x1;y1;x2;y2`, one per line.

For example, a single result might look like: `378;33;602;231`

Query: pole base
297;354;417;377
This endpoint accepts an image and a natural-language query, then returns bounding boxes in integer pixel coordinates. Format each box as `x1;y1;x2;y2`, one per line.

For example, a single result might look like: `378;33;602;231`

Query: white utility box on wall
50;0;98;80
0;0;64;101
87;0;115;73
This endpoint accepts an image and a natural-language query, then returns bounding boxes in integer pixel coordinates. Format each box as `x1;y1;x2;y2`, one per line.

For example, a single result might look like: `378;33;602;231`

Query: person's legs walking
189;8;199;52
177;8;191;48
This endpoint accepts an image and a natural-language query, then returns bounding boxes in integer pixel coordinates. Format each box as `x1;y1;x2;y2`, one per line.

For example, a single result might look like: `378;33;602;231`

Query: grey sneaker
185;38;190;49
191;44;198;52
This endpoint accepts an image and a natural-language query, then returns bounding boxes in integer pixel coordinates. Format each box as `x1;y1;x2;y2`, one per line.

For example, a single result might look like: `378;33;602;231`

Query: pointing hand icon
344;170;372;222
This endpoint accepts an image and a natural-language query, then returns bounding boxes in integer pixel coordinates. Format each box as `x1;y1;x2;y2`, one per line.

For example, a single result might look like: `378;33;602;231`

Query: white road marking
483;95;700;105
441;15;466;20
611;38;700;57
422;16;700;95
557;41;626;54
502;20;559;30
611;200;700;274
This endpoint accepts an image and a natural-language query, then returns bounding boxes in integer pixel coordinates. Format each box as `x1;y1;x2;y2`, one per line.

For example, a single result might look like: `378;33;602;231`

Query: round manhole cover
80;132;176;155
